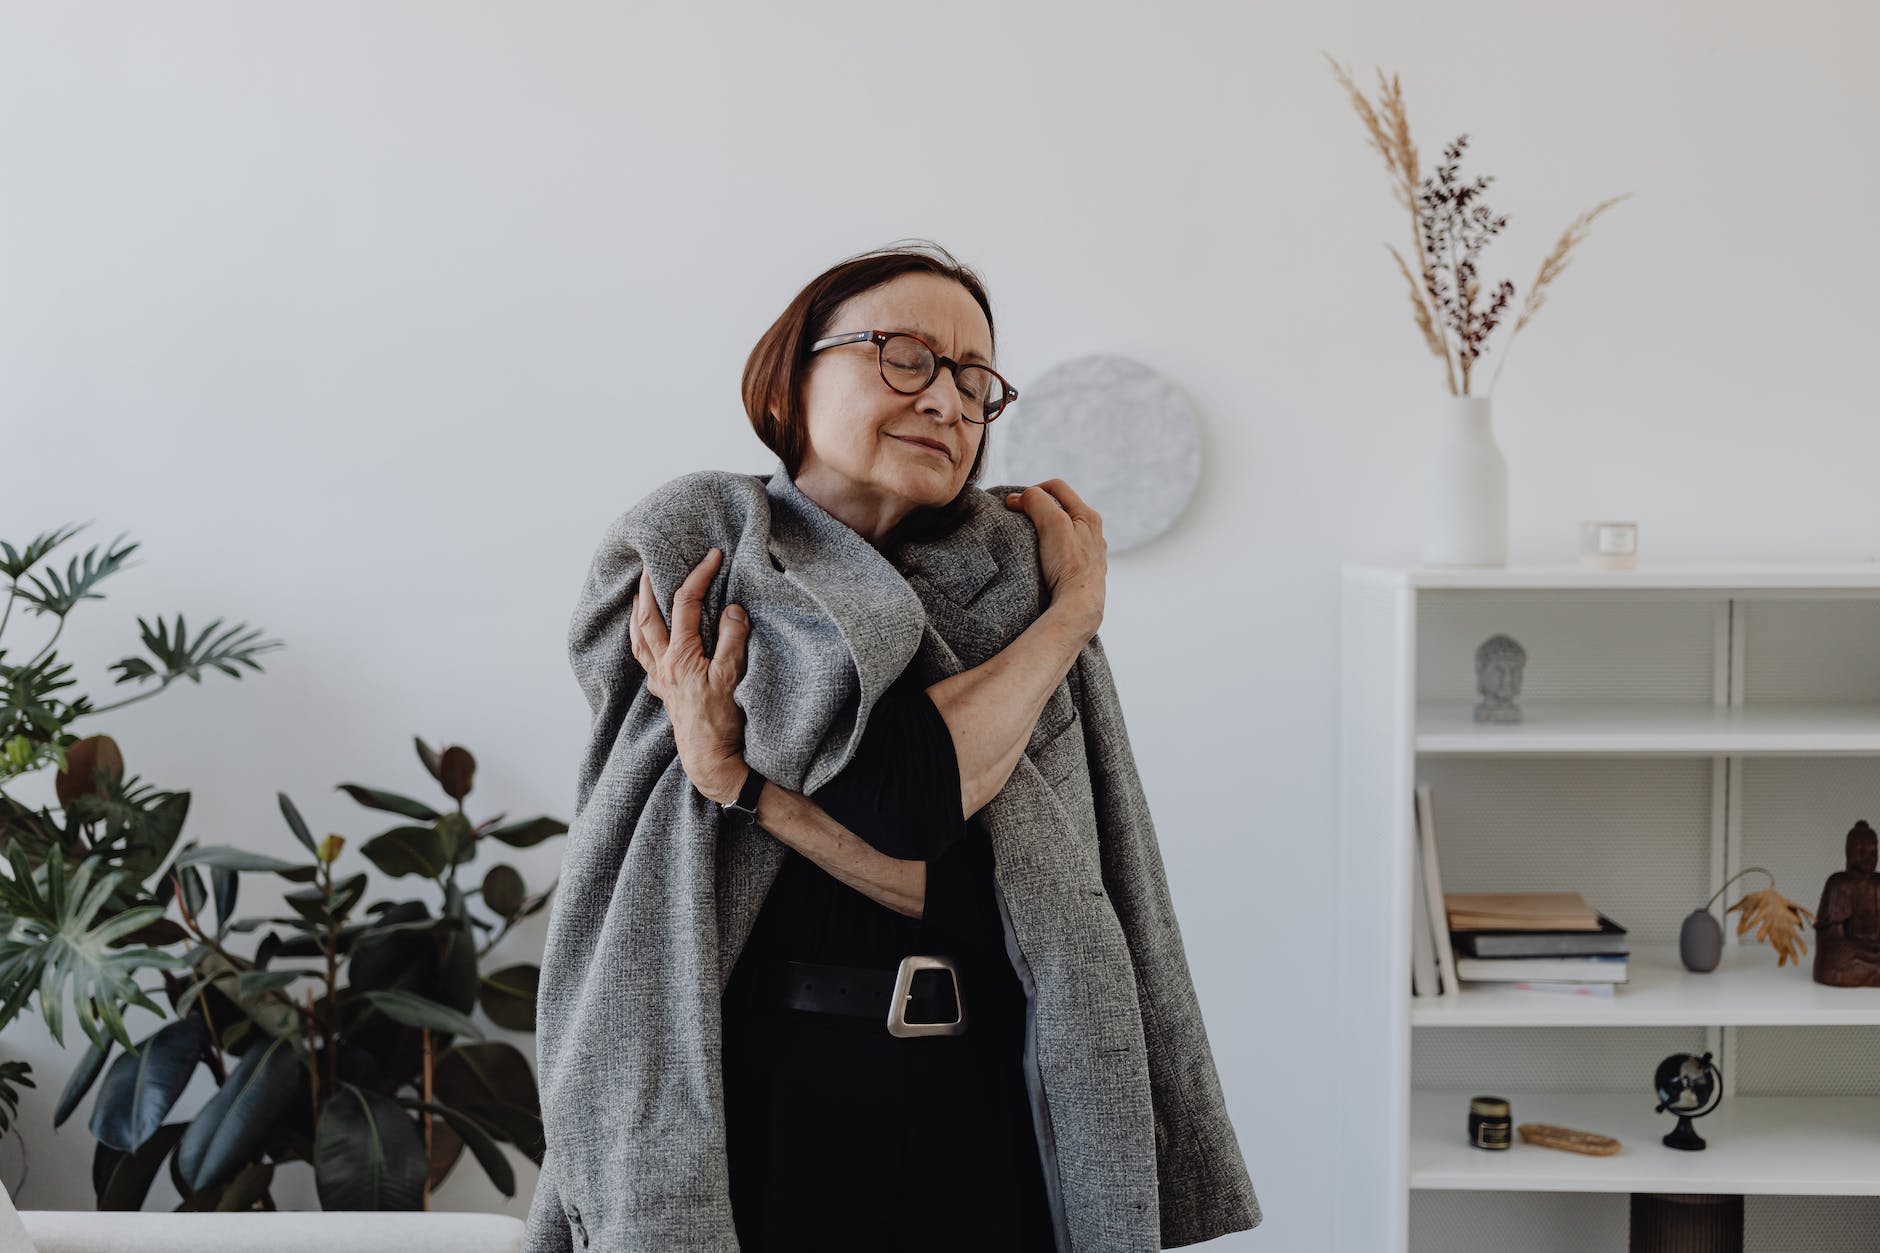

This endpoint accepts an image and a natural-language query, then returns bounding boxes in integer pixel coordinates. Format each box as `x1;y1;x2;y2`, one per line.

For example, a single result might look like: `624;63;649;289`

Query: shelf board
1411;1088;1880;1194
1415;700;1880;755
1412;946;1880;1027
1345;560;1880;591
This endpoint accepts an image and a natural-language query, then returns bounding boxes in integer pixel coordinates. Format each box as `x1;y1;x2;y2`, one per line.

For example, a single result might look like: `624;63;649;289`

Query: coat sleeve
1072;631;1264;1245
522;1145;575;1253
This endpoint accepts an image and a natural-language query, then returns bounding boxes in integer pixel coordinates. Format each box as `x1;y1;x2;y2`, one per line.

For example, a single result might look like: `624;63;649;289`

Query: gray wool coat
525;458;1262;1252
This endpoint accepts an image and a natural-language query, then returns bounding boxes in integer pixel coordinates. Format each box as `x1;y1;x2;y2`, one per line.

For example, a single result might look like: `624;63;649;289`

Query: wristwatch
720;764;767;821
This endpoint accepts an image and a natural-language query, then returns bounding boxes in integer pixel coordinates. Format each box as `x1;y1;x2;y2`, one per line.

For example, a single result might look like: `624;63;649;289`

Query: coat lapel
761;457;1023;670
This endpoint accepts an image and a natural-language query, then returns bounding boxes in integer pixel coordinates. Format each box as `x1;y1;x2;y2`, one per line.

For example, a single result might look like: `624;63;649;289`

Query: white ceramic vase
1420;393;1508;567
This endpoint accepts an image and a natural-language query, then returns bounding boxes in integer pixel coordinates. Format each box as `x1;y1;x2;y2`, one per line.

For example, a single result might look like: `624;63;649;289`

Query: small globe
1652;1051;1723;1149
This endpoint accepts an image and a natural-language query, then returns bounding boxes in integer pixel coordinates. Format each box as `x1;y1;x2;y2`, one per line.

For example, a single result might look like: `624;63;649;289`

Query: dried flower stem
1325;53;1459;395
1328;53;1629;398
1486;193;1633;393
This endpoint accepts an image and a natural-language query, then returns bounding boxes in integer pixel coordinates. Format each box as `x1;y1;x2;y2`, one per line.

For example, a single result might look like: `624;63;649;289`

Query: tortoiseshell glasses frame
807;329;1017;424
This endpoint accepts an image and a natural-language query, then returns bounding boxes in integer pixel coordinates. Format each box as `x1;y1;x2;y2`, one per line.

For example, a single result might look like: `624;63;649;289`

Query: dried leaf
1725;886;1817;967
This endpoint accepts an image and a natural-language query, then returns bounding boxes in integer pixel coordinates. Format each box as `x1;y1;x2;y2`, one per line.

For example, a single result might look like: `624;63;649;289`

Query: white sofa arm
17;1211;523;1253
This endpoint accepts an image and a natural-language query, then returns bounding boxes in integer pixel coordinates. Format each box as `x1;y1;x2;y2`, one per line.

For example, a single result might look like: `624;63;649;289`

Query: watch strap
724;764;766;816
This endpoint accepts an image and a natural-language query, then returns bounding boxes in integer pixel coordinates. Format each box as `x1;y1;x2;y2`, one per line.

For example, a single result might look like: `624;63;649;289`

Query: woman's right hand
1004;479;1106;639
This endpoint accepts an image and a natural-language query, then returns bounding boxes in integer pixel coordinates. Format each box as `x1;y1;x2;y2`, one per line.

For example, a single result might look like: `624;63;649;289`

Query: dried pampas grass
1486;193;1633;393
1326;53;1629;397
1325;54;1457;395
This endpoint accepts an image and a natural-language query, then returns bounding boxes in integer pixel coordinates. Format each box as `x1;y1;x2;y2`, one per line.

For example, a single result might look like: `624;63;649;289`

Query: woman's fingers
709;602;750;690
634;568;668;699
668;547;722;654
1005;480;1104;538
637;554;737;700
1005;484;1073;537
636;568;669;651
1035;478;1103;533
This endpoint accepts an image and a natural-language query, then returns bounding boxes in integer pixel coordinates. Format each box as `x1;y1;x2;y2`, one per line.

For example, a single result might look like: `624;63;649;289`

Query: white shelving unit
1337;561;1880;1253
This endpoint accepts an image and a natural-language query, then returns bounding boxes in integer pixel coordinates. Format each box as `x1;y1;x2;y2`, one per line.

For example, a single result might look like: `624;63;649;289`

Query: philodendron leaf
89;1015;207;1151
314;1083;428;1211
0;844;184;1050
174;1032;302;1194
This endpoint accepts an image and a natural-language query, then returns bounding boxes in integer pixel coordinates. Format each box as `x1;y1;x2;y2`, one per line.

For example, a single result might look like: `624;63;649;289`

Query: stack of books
1411;784;1630;998
1448;892;1630;995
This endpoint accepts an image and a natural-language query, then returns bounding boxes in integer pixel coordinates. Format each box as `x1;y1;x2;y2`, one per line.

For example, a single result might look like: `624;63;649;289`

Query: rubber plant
70;739;566;1211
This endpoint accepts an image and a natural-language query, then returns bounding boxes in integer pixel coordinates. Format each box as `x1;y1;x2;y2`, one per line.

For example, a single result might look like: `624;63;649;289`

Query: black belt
756;954;968;1037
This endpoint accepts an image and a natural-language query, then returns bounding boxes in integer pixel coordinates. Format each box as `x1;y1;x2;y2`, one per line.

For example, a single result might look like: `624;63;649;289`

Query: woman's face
794;271;993;545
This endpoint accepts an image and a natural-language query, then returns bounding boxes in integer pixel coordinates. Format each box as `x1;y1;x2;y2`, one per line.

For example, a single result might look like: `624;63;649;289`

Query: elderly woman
529;243;1260;1253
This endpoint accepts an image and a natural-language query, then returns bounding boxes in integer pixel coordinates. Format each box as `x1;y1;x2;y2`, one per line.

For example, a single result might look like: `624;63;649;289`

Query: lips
892;435;951;461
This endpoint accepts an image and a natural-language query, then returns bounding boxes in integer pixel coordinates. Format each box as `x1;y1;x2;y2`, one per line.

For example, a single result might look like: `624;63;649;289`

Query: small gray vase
1680;909;1724;972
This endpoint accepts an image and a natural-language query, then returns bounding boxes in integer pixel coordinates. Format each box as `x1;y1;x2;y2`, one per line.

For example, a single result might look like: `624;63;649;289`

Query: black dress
720;662;1057;1252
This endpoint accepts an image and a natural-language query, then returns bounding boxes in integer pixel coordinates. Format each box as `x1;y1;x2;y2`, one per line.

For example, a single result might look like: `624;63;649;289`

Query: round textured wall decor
992;353;1201;553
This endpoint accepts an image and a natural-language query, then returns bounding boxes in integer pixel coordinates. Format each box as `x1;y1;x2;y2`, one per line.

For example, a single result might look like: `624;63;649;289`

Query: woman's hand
1004;479;1107;640
628;546;753;805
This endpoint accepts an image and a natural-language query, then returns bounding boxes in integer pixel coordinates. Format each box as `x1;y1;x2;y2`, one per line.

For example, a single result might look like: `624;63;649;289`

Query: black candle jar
1468;1095;1511;1149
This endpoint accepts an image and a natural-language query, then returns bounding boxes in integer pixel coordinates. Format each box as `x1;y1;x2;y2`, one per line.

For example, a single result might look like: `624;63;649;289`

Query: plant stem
322;858;339;1103
421;1027;435;1210
1704;866;1775;912
167;870;306;1025
1411;204;1459;395
1445;203;1469;394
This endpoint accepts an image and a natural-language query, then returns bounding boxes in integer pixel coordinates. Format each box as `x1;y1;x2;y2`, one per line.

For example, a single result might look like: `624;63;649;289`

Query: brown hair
742;239;997;545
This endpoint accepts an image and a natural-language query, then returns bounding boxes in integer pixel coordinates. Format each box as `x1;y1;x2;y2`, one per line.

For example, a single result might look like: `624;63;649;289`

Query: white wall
2;0;1876;1245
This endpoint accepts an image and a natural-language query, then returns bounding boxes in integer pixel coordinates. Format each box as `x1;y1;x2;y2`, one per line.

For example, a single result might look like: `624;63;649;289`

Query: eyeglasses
807;329;1017;424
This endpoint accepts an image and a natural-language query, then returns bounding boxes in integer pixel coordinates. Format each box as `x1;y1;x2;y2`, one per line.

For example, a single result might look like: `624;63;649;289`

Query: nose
915;365;967;424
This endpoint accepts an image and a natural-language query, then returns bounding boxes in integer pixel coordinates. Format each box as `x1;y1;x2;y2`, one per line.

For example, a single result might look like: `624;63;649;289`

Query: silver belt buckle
886;954;967;1037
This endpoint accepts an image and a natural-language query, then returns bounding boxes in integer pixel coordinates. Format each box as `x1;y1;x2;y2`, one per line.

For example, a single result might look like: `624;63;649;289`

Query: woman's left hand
628;546;753;805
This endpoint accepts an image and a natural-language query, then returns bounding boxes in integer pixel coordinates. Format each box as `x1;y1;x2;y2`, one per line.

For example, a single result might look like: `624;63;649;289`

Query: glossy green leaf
481;817;567;849
476;964;538;1032
437;747;475;801
359;826;447;879
174;1033;302;1194
175;844;304;874
481;865;524;919
314;1083;427;1211
54;1036;112;1128
337;784;439;823
401;1098;513;1197
89;1016;207;1151
359;988;482;1039
96;1120;188;1211
276;792;317;855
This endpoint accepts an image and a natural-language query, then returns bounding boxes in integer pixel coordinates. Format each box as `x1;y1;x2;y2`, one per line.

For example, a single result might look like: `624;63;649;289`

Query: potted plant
0;522;282;1188
1326;55;1631;566
65;742;566;1211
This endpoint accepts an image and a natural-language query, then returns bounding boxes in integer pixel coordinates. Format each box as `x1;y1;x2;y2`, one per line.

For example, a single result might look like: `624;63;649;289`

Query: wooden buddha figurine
1813;819;1880;988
